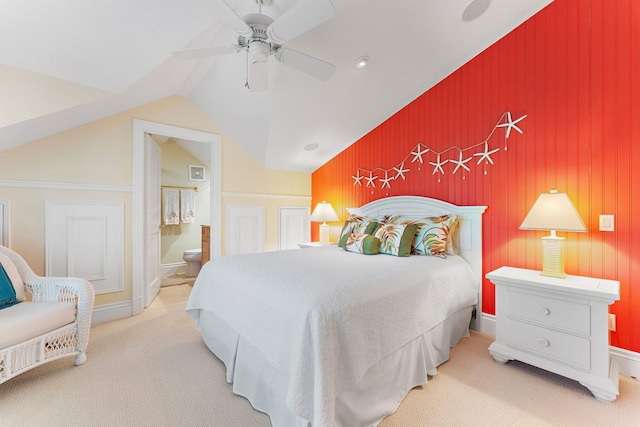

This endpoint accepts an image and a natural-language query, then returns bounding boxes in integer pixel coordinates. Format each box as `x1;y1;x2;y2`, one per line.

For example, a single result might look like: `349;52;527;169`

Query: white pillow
0;251;25;301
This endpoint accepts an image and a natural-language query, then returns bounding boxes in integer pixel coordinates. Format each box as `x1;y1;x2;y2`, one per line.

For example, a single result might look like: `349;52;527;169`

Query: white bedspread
186;246;477;427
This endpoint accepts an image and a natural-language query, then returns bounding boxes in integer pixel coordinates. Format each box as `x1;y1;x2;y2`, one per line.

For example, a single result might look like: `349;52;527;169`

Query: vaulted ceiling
0;0;552;172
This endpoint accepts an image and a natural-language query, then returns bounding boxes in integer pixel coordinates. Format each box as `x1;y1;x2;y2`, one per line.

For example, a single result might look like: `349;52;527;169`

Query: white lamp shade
309;201;339;223
520;190;587;232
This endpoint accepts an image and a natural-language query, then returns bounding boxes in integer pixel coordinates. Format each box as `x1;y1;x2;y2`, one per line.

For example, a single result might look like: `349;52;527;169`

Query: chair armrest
25;276;95;353
26;276;94;305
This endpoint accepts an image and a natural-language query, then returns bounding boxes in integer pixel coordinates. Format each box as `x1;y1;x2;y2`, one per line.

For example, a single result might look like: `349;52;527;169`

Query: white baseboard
610;346;640;379
91;300;133;324
161;262;186;277
479;313;640;380
481;313;496;336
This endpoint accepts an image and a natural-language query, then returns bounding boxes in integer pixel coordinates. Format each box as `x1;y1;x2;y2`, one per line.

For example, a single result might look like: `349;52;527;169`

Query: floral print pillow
338;215;379;248
343;233;381;255
373;223;417;257
411;215;458;258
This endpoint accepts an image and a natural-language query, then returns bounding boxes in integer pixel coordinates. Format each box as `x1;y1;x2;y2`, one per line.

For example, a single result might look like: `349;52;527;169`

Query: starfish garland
349;111;525;187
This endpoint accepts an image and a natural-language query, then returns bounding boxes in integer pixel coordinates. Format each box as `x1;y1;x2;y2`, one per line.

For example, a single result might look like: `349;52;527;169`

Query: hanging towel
180;189;196;223
162;189;180;225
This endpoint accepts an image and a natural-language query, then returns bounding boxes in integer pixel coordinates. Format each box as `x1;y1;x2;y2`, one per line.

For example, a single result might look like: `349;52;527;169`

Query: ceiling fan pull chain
245;50;250;90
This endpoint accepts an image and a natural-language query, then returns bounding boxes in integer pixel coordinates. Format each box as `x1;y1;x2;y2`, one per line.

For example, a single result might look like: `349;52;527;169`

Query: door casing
132;119;222;315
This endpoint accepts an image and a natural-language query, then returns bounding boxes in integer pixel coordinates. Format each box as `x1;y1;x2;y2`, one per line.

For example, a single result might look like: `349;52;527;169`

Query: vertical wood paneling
630;0;640;352
312;0;640;352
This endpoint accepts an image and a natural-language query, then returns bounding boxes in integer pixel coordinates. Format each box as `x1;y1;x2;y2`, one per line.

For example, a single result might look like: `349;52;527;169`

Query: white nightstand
486;266;620;402
297;242;337;249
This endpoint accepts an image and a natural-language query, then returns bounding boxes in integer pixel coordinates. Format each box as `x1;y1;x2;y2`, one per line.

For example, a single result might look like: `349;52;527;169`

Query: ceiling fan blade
212;0;252;37
266;0;335;45
275;48;336;81
248;60;268;92
172;45;240;60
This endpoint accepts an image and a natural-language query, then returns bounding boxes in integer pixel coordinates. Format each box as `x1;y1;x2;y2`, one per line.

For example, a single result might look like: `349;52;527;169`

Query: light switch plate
599;215;615;232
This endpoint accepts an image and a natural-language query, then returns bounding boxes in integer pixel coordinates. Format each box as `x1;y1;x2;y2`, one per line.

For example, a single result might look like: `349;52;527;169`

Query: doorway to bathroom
154;135;211;293
132;120;221;314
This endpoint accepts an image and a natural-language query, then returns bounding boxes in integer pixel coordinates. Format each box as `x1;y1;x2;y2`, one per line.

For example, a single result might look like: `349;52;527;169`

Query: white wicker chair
0;245;95;384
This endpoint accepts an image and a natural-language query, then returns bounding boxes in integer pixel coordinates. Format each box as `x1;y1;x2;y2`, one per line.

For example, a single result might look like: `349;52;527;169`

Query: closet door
226;205;265;255
279;207;310;250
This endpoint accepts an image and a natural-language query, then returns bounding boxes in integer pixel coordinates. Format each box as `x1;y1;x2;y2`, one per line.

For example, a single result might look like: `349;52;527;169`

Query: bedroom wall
0;95;311;311
312;0;640;353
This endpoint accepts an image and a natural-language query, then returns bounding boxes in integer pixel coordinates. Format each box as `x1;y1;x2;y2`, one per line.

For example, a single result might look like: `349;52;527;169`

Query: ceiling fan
173;0;336;92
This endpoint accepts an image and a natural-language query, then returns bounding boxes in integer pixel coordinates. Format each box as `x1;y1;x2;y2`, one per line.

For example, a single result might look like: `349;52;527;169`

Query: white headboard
347;196;487;331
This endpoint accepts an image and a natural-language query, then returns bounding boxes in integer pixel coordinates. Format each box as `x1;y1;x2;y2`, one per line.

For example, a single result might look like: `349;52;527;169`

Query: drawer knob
539;307;550;316
539;338;550;348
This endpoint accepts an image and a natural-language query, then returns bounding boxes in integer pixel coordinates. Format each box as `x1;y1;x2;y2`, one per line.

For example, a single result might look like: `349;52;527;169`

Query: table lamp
519;189;587;278
310;201;339;244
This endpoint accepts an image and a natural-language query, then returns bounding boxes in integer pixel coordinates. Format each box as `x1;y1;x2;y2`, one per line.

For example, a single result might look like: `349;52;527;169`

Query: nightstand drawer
507;289;590;336
506;319;591;370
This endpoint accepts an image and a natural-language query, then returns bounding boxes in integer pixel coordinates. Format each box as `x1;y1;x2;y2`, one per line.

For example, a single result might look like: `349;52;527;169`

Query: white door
226;205;265;255
144;134;161;307
279;207;310;250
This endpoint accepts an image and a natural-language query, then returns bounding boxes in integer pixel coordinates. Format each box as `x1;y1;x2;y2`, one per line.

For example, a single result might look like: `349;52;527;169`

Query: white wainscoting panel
226;205;265;255
279;206;310;250
0;200;8;246
46;201;124;294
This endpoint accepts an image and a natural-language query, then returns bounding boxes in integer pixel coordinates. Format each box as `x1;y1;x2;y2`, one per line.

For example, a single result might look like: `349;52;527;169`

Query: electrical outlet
608;313;616;332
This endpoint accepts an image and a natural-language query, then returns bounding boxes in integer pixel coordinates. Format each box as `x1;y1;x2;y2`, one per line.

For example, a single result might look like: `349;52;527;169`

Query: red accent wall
312;0;640;353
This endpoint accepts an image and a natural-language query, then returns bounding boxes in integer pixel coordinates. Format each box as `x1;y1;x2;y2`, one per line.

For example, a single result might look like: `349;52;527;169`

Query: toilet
183;248;202;277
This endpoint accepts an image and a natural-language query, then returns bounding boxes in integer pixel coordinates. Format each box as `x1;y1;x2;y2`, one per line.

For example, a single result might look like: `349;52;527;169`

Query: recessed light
354;56;369;70
462;0;491;22
304;143;319;151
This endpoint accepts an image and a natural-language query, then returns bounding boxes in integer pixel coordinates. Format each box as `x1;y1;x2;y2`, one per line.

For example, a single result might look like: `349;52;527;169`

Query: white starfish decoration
410;144;429;163
473;142;501;165
393;162;409;180
365;172;378;188
496;112;527;138
379;171;393;189
451;151;472;174
429;154;448;175
352;171;363;186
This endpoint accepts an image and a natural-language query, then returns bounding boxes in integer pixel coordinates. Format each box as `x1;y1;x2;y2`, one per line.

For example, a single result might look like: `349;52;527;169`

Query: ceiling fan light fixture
354;56;369;70
248;39;270;62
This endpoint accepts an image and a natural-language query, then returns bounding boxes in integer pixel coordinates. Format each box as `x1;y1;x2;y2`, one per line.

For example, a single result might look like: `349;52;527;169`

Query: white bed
186;196;486;427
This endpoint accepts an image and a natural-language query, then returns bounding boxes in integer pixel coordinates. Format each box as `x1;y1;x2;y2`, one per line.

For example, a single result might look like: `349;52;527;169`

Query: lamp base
319;223;330;245
540;235;567;279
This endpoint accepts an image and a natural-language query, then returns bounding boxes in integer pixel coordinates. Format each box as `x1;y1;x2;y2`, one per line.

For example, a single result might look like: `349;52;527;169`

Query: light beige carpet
1;284;638;427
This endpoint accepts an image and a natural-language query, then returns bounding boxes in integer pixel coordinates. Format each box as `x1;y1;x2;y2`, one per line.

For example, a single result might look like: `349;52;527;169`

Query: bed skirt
196;306;472;427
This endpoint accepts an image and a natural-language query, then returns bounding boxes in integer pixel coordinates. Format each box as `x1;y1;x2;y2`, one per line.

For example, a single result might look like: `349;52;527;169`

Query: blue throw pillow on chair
0;264;20;310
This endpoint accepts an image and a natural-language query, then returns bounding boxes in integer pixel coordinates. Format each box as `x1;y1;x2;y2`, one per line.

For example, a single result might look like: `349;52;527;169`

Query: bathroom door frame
132;119;222;315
